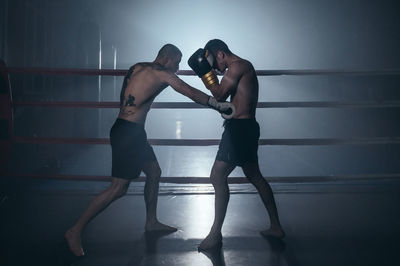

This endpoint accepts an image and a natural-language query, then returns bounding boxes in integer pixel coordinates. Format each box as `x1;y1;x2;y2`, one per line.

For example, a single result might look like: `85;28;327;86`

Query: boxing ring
1;59;400;184
2;60;400;266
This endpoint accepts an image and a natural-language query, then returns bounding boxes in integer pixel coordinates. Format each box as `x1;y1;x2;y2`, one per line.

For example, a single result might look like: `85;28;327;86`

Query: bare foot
65;229;85;257
260;227;285;239
145;221;177;232
198;232;222;251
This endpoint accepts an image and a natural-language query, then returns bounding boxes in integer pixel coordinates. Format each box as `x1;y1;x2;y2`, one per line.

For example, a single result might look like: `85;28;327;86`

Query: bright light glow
184;194;215;239
113;45;117;100
175;120;182;139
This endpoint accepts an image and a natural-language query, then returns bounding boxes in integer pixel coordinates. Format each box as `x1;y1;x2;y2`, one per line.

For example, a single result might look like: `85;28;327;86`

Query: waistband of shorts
223;118;257;126
115;118;144;128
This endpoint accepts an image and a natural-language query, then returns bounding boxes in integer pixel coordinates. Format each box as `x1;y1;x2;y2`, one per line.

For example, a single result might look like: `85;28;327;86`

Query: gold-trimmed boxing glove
188;48;219;90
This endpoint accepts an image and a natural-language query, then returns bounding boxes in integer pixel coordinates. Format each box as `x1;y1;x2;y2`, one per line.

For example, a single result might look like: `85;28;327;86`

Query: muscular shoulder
127;62;176;87
234;59;254;72
129;62;167;73
152;65;177;84
131;63;168;80
229;59;253;75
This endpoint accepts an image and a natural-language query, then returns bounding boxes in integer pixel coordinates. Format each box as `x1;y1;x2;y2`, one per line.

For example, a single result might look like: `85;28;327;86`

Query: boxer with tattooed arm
65;44;234;257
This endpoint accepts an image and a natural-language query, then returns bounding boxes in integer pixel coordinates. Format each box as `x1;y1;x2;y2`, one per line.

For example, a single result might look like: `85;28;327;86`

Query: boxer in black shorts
216;119;260;166
110;118;156;179
65;44;234;257
189;39;285;251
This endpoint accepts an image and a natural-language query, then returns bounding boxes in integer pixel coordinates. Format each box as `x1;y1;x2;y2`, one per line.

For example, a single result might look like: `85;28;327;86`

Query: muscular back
118;63;168;123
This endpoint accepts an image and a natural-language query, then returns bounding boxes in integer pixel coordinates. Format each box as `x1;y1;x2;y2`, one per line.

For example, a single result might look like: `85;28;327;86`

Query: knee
110;182;129;198
154;166;162;179
210;174;218;186
147;166;161;181
117;184;129;198
246;174;264;185
210;173;226;187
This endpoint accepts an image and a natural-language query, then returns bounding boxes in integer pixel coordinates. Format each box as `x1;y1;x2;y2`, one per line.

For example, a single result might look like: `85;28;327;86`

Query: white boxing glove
207;96;235;119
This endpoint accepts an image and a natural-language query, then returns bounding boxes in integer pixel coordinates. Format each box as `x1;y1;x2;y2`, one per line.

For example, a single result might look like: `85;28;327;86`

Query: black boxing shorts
216;118;260;166
110;119;156;179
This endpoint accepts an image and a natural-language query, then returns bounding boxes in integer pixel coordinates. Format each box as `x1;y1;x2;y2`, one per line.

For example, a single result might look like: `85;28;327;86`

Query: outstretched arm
164;72;210;105
159;71;235;119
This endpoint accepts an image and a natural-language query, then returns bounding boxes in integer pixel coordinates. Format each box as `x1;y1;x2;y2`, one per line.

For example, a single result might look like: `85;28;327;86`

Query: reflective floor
1;179;400;266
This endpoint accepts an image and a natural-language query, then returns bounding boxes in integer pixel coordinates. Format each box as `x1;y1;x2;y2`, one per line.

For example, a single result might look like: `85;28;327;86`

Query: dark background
1;0;400;179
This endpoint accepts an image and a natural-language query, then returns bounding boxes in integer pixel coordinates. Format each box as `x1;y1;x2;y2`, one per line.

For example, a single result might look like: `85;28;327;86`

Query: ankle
272;224;283;231
67;226;82;235
145;218;159;225
209;227;222;236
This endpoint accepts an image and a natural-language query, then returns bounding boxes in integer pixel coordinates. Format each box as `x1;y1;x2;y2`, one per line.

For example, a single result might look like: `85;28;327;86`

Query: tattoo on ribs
120;94;136;115
124;94;136;107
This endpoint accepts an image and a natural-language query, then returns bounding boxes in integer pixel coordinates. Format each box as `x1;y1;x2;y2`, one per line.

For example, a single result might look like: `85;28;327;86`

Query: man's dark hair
156;44;182;59
204;39;232;56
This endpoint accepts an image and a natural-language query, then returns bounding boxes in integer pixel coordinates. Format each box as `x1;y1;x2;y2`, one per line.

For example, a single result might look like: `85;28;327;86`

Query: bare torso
210;56;259;119
229;59;259;119
118;63;168;124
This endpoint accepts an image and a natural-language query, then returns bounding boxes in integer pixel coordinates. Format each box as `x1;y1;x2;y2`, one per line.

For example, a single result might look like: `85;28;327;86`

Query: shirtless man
65;44;234;256
188;39;285;250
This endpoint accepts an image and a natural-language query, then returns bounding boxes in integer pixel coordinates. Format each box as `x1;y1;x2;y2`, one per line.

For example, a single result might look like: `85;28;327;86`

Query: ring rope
13;100;400;109
3;64;400;182
2;67;400;76
13;136;400;146
7;173;400;183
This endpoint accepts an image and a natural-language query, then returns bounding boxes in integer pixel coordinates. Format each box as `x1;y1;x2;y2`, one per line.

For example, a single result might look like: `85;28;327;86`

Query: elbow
210;90;224;101
210;87;228;102
215;95;225;102
214;91;227;102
